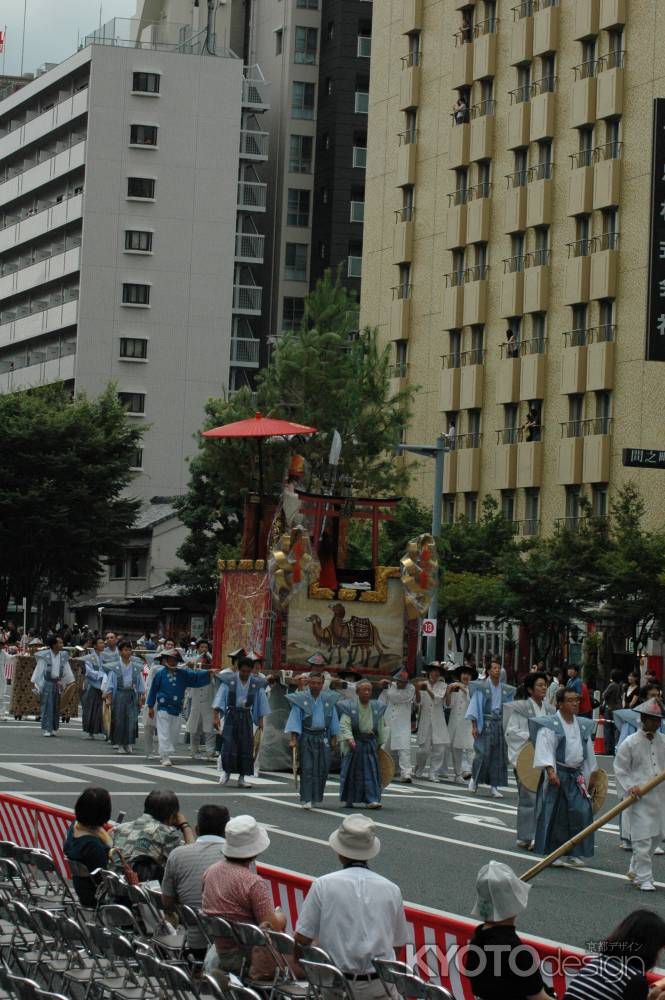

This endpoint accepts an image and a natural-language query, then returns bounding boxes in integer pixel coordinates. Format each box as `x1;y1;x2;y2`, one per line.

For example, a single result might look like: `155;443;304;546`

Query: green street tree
0;384;143;620
172;270;417;602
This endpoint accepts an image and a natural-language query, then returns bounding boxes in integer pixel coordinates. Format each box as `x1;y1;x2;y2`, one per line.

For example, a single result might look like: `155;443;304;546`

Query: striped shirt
564;955;648;1000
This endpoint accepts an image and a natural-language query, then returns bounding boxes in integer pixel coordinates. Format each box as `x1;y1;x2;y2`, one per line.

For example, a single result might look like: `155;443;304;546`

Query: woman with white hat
461;861;552;1000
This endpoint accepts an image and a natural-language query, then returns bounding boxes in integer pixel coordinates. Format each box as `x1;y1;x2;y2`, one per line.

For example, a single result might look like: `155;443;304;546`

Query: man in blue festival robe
213;657;270;788
531;686;597;867
285;671;340;809
147;649;213;767
337;680;387;810
465;659;515;798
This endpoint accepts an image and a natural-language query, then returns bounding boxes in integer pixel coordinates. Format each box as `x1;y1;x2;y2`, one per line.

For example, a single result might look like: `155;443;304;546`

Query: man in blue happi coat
531;686;598;867
147;649;213;767
465;658;515;798
213;657;270;788
337;680;387;810
285;671;340;810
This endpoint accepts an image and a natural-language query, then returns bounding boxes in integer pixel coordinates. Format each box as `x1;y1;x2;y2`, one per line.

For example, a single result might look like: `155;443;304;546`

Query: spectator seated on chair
111;789;194;881
161;803;230;962
202;815;286;979
63;786;113;907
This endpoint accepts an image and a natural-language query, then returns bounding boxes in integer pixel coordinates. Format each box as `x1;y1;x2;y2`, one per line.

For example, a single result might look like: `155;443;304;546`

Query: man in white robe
415;664;449;782
614;698;665;892
504;672;554;848
379;671;416;783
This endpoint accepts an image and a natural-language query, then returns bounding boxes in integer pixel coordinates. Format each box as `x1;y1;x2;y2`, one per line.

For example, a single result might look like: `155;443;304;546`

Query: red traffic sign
421;618;437;637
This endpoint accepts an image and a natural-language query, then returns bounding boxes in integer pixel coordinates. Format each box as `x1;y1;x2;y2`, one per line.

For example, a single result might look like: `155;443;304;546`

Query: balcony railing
566;238;591;258
560;420;584;439
353;146;367;168
0;334;76;374
511;1;535;19
394;206;414;223
468;181;492;200
401;51;421;69
232;284;262;313
350;201;365;223
583;416;613;436
447;188;469;207
442;352;461;370
242;68;270;110
230;337;260;366
573;59;600;82
509;84;531;106
563;328;589;348
601;49;625;71
457;432;482;449
503;255;527;274
528;248;551;267
505;169;528;189
389;362;409;379
237;181;267;210
1;133;86;185
594;140;623;162
527;161;553;182
472;18;498;38
444;270;465;288
0;82;89;139
517;518;541;537
519;337;546;356
470;99;497;120
0;187;83;232
461;348;485;366
0;285;79;326
239;130;269;159
464;263;489;282
531;76;557;96
347;256;362;278
563;325;616;347
496;427;519;445
398;128;418;146
0;238;82;278
500;342;520;360
234;232;265;261
591;232;620;252
392;283;412;300
556;514;610;530
569;149;594;169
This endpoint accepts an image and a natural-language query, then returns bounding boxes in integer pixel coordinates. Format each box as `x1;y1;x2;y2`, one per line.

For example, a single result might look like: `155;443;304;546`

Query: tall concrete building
361;0;665;532
0;19;268;497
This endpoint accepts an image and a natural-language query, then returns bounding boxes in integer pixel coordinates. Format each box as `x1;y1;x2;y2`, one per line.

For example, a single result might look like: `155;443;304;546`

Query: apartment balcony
460;350;484;408
234;231;265;264
596;60;624;120
443;450;457;494
462;265;489;326
239;129;269;161
574;0;600;40
495;430;518;489
390;288;412;340
445;196;467;250
600;0;625;30
393;214;414;264
232;284;262;315
510;11;533;67
593;147;622;209
473;28;497;80
530;90;555;142
533;0;559;56
442;275;464;329
0;138;86;209
0;244;81;300
496;354;521;404
517;438;543;488
564;250;590;306
456;434;482;492
519;340;546;398
465;188;491;243
230;337;260;368
500;265;524;318
469;103;495;162
347;256;362;279
583;418;612;483
242;68;270;111
397;133;418;185
571;73;597;129
448;123;470;170
0;349;76;393
451;37;474;89
586;327;615;390
560;333;588;394
567;161;593;216
558;430;584;485
526;168;553;227
503;181;527;233
389;362;409;390
590;236;619;299
0;86;88;161
350;201;365;223
507;101;530;150
399;59;422;112
0;191;83;255
523;254;550;313
0;293;78;344
439;360;460;411
402;0;423;33
237;180;267;212
353;146;367;170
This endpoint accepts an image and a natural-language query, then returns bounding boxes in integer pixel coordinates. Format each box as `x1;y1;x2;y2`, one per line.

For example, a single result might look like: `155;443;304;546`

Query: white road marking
453;813;509;831
56;763;148;784
104;764;215;784
1;763;84;783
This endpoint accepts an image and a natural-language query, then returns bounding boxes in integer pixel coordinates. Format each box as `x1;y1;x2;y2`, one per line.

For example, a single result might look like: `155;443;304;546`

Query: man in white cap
461;861;551;1000
614;697;665;892
295;816;408;999
379;670;417;783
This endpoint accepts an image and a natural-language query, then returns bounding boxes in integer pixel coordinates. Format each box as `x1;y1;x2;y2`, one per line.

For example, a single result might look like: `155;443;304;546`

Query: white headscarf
472;861;531;922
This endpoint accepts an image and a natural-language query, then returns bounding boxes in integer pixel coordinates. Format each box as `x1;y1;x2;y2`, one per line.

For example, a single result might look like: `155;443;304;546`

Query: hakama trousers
156;711;182;760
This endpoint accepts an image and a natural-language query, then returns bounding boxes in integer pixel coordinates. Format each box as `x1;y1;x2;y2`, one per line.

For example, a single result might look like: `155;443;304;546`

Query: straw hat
328;816;381;860
222;815;270;859
635;698;665;719
472;861;531;922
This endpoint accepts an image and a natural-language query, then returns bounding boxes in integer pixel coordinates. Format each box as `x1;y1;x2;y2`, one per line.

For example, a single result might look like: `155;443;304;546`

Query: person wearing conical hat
614;697;665;892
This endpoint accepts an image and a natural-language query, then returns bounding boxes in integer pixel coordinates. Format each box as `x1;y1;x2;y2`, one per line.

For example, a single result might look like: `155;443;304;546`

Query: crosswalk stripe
105;764;215;784
56;764;148;784
174;765;282;786
1;764;83;783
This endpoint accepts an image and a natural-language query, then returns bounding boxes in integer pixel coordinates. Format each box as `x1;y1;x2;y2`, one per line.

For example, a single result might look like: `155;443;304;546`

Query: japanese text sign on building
647;100;665;361
622;448;665;470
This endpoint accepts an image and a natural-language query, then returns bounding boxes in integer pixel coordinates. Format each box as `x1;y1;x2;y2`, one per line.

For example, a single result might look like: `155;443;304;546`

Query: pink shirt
202;860;274;926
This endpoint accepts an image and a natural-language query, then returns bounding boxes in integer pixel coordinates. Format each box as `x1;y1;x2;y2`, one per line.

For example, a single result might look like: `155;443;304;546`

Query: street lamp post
396;434;447;662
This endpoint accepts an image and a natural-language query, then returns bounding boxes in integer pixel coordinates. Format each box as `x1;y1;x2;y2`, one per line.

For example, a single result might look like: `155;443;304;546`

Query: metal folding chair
224;984;265;1000
299;945;331;965
262;930;310;1000
379;970;427;1000
422;983;455;1000
124;883;186;958
24;851;77;910
299;961;355;1000
226;921;270;982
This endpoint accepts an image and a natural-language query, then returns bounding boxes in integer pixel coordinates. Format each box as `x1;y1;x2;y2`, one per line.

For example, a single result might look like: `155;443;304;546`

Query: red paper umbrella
202;412;317;494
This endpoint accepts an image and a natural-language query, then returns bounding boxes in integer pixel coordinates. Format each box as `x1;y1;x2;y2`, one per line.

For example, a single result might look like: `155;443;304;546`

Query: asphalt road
0;717;663;950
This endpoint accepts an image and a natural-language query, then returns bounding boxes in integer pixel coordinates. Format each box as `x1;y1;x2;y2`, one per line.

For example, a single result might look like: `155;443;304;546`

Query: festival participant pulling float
203;412;439;773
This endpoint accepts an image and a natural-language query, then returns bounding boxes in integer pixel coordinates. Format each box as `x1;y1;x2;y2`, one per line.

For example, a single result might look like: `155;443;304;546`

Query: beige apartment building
360;0;665;534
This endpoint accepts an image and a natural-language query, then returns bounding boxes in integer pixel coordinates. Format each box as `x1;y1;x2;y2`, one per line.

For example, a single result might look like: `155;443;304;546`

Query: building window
124;230;153;252
109;556;126;580
295;26;318;64
289;134;313;173
355;86;369;114
592;485;608;518
128;549;148;578
291;81;316;119
130;448;143;469
296;0;318;7
465;494;478;522
327;21;335;40
443;495;455;525
120;337;148;360
132;71;160;94
285;243;308;281
118;392;146;414
282;297;305;331
501;491;515;524
275;29;283;56
565;485;581;527
287;188;310;227
127;177;155;199
122;283;150;306
129;124;158;146
524;489;540;535
357;32;371;59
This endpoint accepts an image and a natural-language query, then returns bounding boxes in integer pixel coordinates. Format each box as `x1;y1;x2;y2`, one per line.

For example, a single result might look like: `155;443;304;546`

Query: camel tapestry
285;573;404;672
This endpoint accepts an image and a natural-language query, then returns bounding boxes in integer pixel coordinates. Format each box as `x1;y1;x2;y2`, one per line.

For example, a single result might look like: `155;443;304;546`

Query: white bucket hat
328;815;381;860
472;861;531;922
222;815;270;859
635;698;665;719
